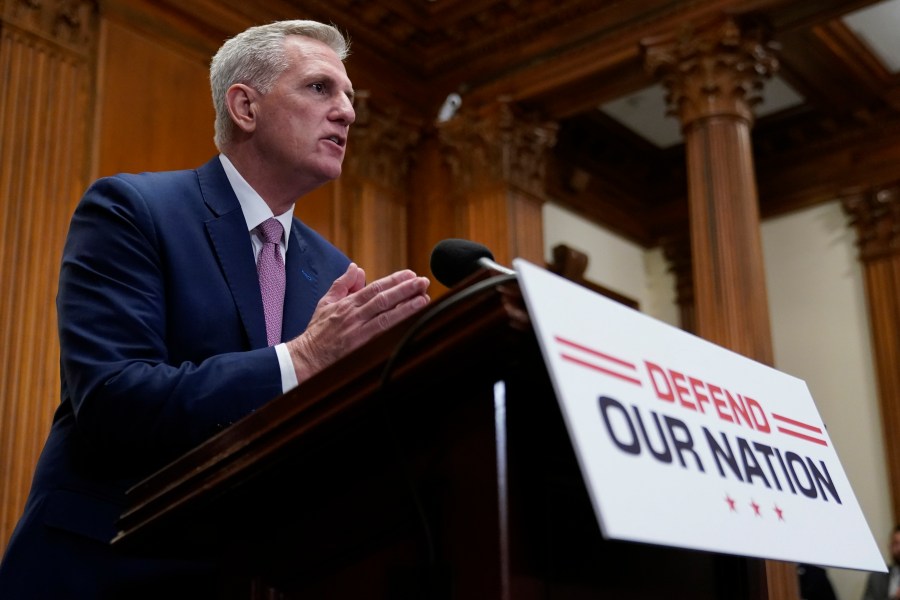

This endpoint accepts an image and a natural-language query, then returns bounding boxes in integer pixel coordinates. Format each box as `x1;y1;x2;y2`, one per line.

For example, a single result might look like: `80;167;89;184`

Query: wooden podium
112;273;765;599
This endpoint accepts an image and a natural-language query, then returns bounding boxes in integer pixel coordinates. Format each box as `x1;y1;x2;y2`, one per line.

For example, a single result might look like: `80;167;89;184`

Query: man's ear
225;84;258;134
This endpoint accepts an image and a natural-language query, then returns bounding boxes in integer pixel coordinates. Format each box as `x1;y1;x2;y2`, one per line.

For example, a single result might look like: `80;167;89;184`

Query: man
0;20;430;598
863;525;900;600
797;563;837;600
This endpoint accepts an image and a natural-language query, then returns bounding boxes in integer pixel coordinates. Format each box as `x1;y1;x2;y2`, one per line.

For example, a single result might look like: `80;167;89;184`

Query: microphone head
430;238;494;287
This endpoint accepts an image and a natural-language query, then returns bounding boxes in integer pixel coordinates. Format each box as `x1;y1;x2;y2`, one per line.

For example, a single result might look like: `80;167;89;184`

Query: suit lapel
197;159;268;350
282;221;321;340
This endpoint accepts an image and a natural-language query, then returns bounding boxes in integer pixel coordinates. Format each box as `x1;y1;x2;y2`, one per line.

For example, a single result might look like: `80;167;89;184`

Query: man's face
251;36;355;194
890;530;900;564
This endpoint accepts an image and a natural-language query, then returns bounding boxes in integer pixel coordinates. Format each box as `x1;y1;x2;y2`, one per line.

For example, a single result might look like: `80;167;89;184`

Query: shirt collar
218;154;293;246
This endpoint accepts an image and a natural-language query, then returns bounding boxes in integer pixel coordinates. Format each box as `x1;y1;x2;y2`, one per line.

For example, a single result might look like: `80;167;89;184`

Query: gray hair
210;20;350;150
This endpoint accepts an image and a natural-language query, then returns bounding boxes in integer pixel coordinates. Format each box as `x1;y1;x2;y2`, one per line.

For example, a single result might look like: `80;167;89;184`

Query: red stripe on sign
776;427;828;446
771;413;823;434
560;353;643;386
554;336;637;370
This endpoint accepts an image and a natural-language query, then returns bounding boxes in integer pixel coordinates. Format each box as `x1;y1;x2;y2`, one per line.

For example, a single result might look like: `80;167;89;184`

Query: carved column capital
642;16;777;366
643;17;778;128
3;0;98;54
841;182;900;262
437;98;558;198
345;91;423;190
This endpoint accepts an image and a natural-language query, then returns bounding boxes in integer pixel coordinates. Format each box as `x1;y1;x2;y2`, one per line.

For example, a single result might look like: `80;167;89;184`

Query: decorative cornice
841;183;900;262
437;98;558;198
2;0;98;55
643;16;779;128
344;91;423;190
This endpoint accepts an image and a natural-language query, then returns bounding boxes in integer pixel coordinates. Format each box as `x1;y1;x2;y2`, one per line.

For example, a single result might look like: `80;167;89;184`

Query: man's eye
311;83;325;93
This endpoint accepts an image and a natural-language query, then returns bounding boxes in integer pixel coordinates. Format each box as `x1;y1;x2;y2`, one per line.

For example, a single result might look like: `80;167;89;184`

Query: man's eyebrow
309;72;354;102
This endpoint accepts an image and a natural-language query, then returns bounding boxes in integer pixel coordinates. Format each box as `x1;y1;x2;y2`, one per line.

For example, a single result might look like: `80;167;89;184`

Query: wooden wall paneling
460;183;513;264
101;0;249;58
339;96;420;279
407;133;456;287
357;182;409;280
93;16;218;178
294;181;345;257
0;0;98;556
508;188;545;265
435;99;556;271
455;184;545;268
321;176;411;281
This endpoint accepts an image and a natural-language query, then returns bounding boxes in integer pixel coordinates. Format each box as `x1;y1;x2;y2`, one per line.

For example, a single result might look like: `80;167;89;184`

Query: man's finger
320;263;363;303
347;269;418;307
357;292;430;340
356;275;429;319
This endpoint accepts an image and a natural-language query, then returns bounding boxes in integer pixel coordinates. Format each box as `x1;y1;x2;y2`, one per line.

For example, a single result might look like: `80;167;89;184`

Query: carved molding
344;91;423;191
643;16;779;128
438;98;558;199
2;0;98;54
660;231;695;334
841;183;900;262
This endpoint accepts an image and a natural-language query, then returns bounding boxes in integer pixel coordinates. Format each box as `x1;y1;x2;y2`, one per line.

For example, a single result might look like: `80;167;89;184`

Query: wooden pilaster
0;0;98;556
434;99;557;274
841;182;900;525
338;92;422;279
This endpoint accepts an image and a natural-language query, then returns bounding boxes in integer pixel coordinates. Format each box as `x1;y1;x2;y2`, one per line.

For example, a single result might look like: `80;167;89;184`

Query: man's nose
333;96;355;125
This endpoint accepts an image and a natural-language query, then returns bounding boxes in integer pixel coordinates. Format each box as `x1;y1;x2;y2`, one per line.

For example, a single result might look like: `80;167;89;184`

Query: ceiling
202;0;900;247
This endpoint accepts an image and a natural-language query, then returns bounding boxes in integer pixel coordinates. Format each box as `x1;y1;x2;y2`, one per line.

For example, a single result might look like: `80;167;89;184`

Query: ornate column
0;0;98;554
433;99;557;273
841;182;900;522
645;17;798;600
339;92;422;279
645;17;778;362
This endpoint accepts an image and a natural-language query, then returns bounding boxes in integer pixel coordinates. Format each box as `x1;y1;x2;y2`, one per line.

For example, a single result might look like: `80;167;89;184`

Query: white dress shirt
219;154;299;394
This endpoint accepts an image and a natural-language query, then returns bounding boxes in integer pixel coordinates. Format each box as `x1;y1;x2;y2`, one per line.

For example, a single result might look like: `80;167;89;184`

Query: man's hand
286;263;430;383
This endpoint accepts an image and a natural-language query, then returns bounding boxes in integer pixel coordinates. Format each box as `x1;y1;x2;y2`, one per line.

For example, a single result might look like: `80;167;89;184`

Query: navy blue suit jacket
0;157;350;598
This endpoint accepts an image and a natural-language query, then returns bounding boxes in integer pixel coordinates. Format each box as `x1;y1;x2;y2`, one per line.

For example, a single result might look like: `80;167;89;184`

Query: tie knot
258;218;283;245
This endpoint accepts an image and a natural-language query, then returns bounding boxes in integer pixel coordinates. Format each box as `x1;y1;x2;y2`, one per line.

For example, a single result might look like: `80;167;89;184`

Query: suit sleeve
860;572;882;600
57;175;283;463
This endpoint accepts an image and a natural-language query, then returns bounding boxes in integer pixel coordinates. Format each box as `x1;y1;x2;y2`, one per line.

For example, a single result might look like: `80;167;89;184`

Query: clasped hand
287;263;430;382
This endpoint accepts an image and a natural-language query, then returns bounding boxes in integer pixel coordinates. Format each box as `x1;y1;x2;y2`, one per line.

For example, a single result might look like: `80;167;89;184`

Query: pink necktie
257;218;285;346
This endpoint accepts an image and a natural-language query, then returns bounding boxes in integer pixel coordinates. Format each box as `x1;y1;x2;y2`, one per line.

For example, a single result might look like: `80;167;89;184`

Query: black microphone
429;238;515;287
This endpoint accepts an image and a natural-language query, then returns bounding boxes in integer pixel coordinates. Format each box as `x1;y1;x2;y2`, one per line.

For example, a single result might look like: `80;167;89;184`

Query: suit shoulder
81;163;213;218
95;167;200;197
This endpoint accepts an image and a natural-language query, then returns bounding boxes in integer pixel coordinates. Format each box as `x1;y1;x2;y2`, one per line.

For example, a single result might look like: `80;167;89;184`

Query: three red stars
723;495;786;521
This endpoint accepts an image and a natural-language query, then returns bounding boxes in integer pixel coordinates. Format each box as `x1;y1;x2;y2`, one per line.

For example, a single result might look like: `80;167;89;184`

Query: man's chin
322;164;343;181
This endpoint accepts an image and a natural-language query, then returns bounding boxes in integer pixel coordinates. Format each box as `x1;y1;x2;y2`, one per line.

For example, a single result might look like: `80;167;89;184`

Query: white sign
515;259;885;571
